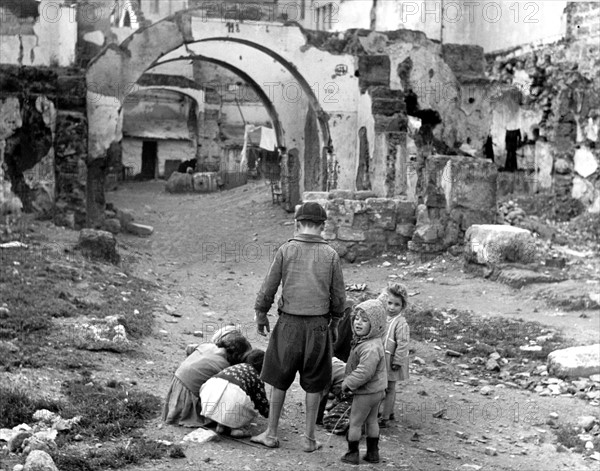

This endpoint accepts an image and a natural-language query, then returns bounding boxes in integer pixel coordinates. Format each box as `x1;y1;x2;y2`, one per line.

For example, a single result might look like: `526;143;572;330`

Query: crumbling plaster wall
0;1;77;67
0;65;88;226
485;1;600;214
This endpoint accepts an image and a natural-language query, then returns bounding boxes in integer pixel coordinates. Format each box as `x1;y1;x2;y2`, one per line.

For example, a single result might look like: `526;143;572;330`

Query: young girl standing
377;282;410;428
340;299;387;465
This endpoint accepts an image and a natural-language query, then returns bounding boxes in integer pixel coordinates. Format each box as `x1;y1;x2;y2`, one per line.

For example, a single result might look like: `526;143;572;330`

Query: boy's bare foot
303;434;323;452
250;430;280;448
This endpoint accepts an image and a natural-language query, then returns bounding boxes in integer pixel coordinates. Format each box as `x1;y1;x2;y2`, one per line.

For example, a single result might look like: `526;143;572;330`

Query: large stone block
574;146;598;178
329;189;355;200
395;199;417;223
364;198;396;230
76;229;120;264
547;344;600;379
464;224;536;265
396;223;415;238
338;227;366;242
303;191;330;201
327;200;354;227
413;223;444;244
354;190;378;200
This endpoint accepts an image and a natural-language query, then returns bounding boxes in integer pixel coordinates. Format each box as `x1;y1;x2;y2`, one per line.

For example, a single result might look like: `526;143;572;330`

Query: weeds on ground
60;378;162;439
52;439;170;471
0;384;65;428
404;304;566;362
0;378;167;470
555;423;600;454
0;235;157;369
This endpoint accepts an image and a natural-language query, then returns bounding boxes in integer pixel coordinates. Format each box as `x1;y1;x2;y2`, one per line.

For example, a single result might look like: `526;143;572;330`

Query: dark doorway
356;127;371;190
141;141;157;179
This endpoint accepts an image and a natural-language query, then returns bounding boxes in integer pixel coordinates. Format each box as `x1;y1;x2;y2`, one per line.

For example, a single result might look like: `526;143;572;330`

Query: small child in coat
377;282;410;428
200;349;269;438
340;299;388;465
162;332;251;427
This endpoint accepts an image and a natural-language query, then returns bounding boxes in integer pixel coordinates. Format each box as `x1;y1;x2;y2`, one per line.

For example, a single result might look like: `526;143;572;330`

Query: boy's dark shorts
261;312;332;393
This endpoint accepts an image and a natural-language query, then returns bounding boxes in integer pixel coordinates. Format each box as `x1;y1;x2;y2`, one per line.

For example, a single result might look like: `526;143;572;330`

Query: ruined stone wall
303;190;417;263
303;154;497;262
485;1;600;214
0;65;87;226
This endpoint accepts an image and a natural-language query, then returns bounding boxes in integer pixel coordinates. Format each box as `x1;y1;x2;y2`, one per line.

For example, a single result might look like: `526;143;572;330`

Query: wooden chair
270;179;282;204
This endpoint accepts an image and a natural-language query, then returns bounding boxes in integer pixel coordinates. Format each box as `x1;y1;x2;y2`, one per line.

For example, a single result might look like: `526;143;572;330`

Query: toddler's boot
341;439;360;465
363;436;380;463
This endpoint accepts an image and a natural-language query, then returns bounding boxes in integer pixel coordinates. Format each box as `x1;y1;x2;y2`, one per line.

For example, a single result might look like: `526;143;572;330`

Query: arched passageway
86;8;359;224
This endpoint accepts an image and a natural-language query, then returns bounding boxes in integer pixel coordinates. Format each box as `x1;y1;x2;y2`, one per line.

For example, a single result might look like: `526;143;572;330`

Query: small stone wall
303;155;498;262
303;190;417;263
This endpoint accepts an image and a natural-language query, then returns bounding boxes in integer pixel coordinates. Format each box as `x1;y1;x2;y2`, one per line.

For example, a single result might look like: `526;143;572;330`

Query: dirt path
104;180;599;471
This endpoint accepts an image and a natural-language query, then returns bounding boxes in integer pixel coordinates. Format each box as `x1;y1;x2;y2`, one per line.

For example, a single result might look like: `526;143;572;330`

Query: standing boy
251;202;346;452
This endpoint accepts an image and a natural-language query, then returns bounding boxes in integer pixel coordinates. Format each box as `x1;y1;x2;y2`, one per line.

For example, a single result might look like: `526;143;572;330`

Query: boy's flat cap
295;202;327;223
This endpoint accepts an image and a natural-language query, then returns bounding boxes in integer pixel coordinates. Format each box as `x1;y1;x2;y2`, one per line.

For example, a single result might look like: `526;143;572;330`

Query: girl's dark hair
216;333;251;365
244;349;265;374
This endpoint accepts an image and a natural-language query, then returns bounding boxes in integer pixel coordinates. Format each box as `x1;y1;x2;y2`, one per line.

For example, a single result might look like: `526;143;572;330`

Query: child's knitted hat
352;299;386;340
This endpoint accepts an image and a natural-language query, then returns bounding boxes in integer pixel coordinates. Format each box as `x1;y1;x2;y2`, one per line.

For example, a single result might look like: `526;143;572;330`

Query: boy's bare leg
303;392;323;452
251;387;286;447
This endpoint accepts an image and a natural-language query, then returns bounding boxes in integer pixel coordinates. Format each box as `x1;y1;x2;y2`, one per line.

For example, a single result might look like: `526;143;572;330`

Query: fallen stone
520;345;543;352
573;146;598;178
547;344;600;379
193;331;203;337
23;450;58;471
480;386;493;395
484;447;498;456
8;431;32;452
486;359;500;372
464;225;536;265
76;229;120;264
577;416;597;432
125;222;154;237
590;374;600;382
413;356;425;365
456;431;468;439
103;218;121;235
498;268;568;289
182;428;219;444
545;257;566;269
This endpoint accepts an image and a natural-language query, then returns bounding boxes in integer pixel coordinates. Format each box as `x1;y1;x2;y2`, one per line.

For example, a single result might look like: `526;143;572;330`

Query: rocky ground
1;179;599;471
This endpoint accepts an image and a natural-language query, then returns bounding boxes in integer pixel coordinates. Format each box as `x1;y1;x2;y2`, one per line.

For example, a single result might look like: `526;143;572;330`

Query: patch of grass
0;384;65;428
62;378;162;439
0;235;158;370
52;439;169;471
404;305;566;362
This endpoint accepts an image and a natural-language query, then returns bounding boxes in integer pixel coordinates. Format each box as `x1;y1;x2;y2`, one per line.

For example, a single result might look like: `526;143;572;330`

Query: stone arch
86;9;339;223
153;56;284;146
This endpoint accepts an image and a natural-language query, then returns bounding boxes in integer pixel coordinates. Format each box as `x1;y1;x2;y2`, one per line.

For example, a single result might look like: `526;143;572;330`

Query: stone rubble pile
0;409;81;471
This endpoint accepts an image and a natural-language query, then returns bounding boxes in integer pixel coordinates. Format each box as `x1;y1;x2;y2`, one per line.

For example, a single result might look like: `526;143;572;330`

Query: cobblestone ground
104;180;599;471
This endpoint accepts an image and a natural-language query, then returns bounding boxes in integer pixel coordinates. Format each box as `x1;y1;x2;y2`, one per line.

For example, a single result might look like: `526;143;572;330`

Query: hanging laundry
259;127;277;151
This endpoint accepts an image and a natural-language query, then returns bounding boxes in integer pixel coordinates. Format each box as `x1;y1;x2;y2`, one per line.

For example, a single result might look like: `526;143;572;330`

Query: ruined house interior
0;0;598;261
